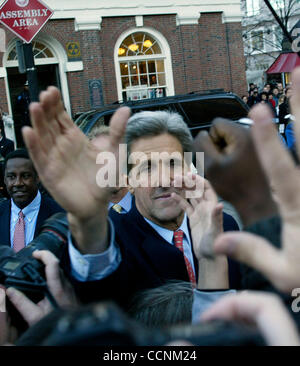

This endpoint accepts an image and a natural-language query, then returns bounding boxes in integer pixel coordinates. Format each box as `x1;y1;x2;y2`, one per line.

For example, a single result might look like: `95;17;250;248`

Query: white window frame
114;27;174;103
3;36;71;116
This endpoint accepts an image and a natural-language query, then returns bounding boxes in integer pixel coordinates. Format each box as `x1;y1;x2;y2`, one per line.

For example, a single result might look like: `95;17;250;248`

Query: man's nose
157;162;173;188
13;176;24;186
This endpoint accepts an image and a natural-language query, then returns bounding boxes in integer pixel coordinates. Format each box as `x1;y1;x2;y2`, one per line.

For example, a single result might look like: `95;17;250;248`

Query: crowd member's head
272;87;279;97
125;110;193;229
4;149;39;209
264;83;271;93
128;281;194;329
88;124;110;143
277;82;283;93
260;92;268;102
242;95;248;104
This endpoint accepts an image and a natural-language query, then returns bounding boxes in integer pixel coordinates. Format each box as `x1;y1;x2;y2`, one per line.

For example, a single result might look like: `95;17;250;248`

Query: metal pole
22;42;39;102
263;0;300;57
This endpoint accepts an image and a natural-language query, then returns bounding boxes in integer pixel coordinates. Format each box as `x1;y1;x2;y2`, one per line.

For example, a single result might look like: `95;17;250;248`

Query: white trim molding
2;34;72;116
176;12;200;26
135;15;143;27
114;27;175;102
74;15;102;31
0;67;6;78
32;0;243;28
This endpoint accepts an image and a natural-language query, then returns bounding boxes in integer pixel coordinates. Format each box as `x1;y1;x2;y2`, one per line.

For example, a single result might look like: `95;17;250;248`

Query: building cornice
12;1;243;29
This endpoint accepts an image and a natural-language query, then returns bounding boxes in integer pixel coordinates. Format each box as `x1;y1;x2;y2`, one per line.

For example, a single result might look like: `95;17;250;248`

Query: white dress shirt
144;213;196;275
68;213;196;281
10;190;41;247
108;191;133;213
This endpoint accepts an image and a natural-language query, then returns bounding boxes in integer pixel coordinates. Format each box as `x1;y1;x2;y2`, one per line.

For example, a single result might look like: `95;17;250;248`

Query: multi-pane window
118;32;166;101
8;41;54;60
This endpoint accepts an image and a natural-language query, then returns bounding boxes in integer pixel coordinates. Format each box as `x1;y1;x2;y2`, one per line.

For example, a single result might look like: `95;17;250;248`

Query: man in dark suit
23;87;239;309
0;126;14;159
0;149;64;250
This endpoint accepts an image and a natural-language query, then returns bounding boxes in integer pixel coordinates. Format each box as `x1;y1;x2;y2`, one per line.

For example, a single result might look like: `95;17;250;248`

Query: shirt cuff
68;217;121;282
192;289;236;324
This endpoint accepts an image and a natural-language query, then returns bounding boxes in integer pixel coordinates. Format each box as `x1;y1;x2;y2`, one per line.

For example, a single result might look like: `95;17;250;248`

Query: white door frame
3;35;72;116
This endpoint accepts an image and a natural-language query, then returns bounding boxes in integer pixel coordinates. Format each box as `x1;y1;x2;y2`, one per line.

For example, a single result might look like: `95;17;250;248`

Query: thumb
214;232;284;286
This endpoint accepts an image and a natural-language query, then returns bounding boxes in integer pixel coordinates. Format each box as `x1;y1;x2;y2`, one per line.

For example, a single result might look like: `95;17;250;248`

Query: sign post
0;0;54;103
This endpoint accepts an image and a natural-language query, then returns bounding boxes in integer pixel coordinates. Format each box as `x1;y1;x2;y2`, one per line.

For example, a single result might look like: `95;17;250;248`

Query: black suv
75;90;249;137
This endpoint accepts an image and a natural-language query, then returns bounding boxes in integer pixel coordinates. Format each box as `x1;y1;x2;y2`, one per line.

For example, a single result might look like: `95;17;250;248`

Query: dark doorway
6;64;60;147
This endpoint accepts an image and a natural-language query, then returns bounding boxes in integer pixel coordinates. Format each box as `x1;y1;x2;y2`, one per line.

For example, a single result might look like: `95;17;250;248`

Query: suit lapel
35;195;45;236
126;201;191;282
0;200;12;246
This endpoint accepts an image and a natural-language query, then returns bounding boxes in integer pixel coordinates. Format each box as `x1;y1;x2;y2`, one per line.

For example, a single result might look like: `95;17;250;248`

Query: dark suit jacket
0;137;14;159
0;194;64;247
64;200;240;309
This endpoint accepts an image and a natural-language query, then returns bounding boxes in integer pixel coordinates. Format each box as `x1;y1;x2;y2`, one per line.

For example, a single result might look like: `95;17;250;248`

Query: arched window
116;30;173;102
7;40;57;66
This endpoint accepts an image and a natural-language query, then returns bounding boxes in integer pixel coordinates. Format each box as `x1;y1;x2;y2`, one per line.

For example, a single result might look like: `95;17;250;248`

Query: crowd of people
0;67;300;348
242;81;292;125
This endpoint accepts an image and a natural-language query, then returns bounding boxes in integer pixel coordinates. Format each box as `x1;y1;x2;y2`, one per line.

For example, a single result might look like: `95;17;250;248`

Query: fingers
109;107;131;150
6;287;42;326
22;126;48;176
39;87;64;121
193;130;222;163
174;173;205;194
211;203;223;232
200;291;300;346
29;101;56;151
33;250;62;288
33;250;76;308
171;192;194;217
209;118;244;147
250;103;300;215
214;231;286;290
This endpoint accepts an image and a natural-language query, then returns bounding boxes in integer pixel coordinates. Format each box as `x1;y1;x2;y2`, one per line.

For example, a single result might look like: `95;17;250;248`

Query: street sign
0;0;53;43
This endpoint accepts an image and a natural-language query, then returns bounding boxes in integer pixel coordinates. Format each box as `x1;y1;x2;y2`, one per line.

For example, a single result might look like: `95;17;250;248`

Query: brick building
0;0;247;122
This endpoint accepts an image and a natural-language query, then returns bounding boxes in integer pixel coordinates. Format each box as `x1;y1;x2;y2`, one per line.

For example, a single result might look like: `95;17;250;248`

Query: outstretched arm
23;87;130;255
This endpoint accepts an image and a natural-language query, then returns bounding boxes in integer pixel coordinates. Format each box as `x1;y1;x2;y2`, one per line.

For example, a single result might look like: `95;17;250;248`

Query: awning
266;52;300;74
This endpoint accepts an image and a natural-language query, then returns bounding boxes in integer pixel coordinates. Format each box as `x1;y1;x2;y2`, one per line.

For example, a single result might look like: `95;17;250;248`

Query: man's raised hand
213;67;300;293
23;87;131;253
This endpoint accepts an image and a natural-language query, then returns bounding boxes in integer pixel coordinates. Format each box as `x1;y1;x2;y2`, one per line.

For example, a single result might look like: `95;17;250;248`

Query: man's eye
22;174;31;179
6;175;15;179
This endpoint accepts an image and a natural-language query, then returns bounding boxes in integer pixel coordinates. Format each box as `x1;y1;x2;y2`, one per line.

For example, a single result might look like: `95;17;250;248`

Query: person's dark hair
3;148;36;174
127;280;194;329
260;92;268;98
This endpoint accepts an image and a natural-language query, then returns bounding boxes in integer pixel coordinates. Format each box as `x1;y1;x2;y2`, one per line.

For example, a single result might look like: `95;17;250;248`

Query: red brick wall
0;13;247;117
225;21;248;97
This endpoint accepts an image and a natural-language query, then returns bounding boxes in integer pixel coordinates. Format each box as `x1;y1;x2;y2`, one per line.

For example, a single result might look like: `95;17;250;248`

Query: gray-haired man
23;87;239;309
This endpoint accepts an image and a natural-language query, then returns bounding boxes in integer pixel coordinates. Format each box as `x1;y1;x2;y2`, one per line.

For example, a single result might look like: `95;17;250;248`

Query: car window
179;97;248;126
